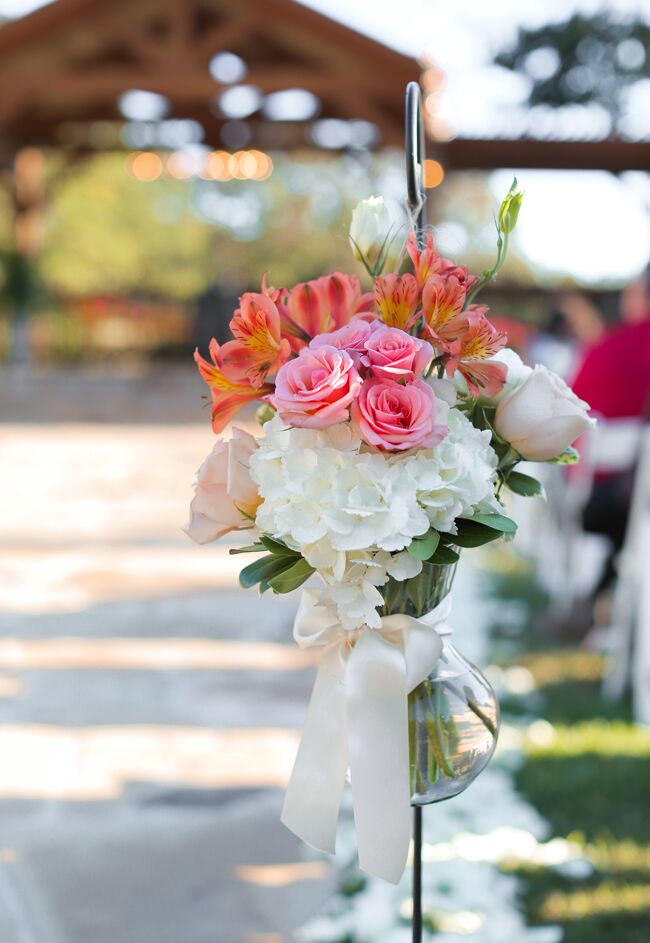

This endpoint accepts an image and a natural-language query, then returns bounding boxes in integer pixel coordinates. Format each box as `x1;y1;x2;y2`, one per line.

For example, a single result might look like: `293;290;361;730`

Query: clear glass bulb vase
380;561;500;806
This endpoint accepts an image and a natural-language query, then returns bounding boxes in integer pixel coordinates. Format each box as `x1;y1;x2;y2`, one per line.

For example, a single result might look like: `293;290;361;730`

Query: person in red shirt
571;264;650;590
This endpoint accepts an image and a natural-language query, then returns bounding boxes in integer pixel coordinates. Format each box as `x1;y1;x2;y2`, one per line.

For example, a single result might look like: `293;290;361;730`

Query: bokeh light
423;158;445;188
126;151;163;182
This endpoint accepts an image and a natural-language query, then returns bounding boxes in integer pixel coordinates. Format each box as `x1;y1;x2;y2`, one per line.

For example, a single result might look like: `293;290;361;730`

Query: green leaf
407;530;440;561
259;535;301;556
229;543;265;555
465;513;518;534
430;545;460;565
547;446;580;466
239;555;293;589
451;519;504;548
506;471;545;498
267;558;315;594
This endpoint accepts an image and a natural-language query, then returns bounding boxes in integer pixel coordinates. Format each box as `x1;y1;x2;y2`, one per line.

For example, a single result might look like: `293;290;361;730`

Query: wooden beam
0;64;401;111
435;136;650;173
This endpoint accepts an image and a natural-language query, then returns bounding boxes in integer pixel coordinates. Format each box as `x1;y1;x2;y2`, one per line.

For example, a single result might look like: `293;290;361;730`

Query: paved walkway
0;418;337;943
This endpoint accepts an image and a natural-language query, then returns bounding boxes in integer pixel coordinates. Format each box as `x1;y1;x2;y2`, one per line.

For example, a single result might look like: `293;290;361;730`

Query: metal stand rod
405;80;427;943
405;80;426;236
412;804;423;943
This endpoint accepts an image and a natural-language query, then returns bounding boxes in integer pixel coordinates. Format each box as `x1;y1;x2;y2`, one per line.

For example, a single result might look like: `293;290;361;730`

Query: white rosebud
494;348;533;398
349;196;396;273
494;364;595;461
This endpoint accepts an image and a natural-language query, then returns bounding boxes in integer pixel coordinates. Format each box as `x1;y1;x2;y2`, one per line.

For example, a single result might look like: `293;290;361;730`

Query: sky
1;0;649;284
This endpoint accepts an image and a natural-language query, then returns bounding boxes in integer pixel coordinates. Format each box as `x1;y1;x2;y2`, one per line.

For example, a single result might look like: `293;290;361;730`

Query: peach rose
362;325;433;381
351;378;448;451
184;428;260;544
271;345;362;428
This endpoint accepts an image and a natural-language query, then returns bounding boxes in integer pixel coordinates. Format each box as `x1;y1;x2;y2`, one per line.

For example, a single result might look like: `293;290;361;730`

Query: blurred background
0;0;649;941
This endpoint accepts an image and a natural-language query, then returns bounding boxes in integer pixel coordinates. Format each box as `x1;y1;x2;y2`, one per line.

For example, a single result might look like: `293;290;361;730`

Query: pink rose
271;345;362;428
362;325;433;381
351;378;448;451
184;428;260;543
309;318;376;363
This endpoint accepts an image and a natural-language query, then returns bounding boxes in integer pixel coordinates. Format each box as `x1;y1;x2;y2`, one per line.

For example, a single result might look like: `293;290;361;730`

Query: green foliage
267;558;315;594
495;12;650;134
406;529;440;560
429;545;459;565
233;536;314;595
469;512;518;533
37;151;384;304
505;470;545;497
41;155;216;299
0;250;40;311
493;557;650;943
446;519;505;548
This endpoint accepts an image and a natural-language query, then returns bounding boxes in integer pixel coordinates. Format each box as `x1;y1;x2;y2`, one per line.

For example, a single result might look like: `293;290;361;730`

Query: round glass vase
380;561;500;806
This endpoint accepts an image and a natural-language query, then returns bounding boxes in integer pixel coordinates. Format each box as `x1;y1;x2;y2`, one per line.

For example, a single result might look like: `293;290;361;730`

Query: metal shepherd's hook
405;80;426;241
405;79;426;943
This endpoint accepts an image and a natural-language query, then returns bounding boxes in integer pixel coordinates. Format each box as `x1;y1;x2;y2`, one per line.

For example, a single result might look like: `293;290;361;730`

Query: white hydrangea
250;416;430;555
314;550;423;630
405;408;499;534
249;410;499;629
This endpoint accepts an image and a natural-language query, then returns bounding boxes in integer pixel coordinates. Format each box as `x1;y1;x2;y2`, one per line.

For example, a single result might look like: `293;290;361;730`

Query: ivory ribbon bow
281;588;452;884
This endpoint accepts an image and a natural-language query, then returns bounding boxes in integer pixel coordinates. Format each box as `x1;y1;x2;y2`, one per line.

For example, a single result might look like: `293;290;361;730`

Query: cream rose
494;364;595;461
184;428;260;543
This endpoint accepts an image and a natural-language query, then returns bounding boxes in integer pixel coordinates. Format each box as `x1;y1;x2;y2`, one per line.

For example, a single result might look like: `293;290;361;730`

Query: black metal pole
405;79;426;943
412;804;423;943
405;80;425;237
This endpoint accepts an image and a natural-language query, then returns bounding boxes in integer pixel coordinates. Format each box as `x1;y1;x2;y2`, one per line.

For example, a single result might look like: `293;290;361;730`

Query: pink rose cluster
270;319;448;452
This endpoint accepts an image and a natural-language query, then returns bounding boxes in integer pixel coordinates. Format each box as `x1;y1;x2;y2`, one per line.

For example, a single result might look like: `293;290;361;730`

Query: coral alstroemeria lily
221;292;291;389
374;273;419;330
194;339;272;433
444;308;508;397
421;274;466;345
406;232;441;288
280;272;373;344
325;272;374;328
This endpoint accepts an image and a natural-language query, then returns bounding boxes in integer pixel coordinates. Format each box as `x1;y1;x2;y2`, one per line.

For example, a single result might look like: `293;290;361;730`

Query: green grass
489;555;650;942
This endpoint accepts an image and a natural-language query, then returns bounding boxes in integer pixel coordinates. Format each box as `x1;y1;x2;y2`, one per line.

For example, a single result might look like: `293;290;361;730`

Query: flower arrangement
185;181;595;882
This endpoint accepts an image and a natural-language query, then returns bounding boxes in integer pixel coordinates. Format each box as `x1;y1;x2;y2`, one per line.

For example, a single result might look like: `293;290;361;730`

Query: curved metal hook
405;81;425;235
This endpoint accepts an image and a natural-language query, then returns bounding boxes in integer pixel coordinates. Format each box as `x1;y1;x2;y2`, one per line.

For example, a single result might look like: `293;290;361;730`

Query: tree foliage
495;12;650;134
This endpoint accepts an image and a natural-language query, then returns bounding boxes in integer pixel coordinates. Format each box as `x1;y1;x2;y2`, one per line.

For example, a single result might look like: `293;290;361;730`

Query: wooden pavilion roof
1;0;648;174
0;0;419;162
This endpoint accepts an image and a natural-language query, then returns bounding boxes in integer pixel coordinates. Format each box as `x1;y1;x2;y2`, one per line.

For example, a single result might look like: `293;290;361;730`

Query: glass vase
380;561;500;806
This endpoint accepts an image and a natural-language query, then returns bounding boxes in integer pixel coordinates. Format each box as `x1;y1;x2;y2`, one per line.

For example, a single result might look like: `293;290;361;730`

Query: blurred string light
421;62;455;142
209;51;247;84
166;151;196;180
121;119;204;149
217;85;262;119
309;119;378;150
263;89;320;121
118;89;170;122
126;150;273;182
127;151;163;181
423;158;444;188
